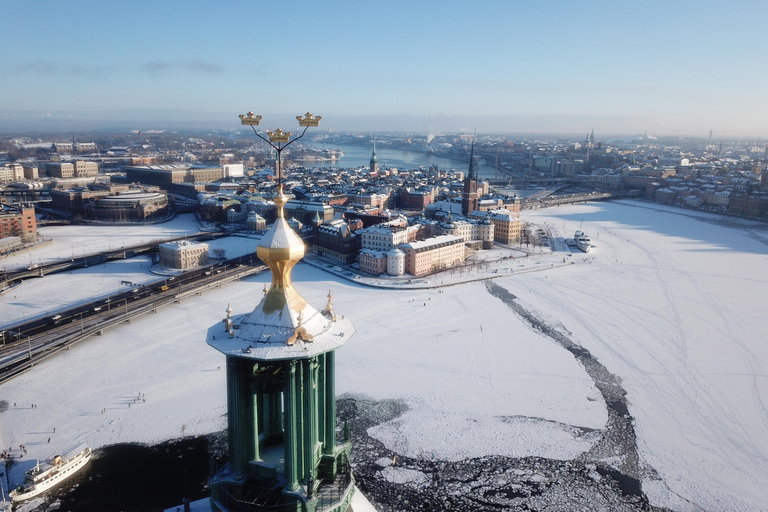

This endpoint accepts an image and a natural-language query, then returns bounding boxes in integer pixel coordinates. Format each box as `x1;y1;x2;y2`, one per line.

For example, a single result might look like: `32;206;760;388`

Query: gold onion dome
207;183;353;359
207;112;353;360
250;184;312;323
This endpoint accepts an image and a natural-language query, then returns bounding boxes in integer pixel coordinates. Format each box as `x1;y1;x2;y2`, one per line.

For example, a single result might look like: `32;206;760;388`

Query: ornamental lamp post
239;111;321;188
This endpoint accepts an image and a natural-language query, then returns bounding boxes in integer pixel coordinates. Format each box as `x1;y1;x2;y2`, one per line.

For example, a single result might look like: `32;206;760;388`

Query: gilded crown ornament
267;128;291;143
239;112;263;125
297;112;322;127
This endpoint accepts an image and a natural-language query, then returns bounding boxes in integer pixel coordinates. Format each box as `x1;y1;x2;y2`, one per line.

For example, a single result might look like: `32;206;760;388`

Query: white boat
574;230;591;253
9;444;91;503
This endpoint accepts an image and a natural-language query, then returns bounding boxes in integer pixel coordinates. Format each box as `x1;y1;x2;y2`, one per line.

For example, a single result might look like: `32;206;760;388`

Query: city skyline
3;0;768;137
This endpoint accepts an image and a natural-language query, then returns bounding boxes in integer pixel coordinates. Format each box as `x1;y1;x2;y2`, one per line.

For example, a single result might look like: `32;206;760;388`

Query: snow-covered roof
209;189;354;360
207;311;354;361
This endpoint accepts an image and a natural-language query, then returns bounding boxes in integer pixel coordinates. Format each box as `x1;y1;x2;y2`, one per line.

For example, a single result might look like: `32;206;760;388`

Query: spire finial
325;289;337;322
225;303;233;332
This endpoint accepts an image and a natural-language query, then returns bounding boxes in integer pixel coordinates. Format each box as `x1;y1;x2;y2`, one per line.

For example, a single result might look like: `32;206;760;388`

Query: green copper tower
207;117;356;511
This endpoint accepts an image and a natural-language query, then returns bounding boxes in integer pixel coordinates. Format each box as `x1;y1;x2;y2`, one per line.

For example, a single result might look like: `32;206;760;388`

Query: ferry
10;444;91;503
574;230;592;253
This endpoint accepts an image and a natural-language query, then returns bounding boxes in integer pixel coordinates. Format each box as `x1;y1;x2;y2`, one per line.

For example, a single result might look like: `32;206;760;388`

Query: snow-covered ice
1;201;767;511
514;200;768;511
2;215;200;271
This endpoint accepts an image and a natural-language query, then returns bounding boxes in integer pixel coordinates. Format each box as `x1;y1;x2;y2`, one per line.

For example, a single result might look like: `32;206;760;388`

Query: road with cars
0;259;266;384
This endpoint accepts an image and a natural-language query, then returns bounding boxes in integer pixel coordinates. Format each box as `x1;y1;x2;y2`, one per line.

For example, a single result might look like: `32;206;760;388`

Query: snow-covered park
1;202;767;511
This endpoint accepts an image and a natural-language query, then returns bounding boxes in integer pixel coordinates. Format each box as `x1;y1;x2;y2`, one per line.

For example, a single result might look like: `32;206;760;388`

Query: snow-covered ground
1;218;262;326
1;201;767;511
515;200;768;511
2;215;201;271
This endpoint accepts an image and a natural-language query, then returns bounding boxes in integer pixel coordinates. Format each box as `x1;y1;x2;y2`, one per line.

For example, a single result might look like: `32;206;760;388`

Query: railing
218;471;353;512
315;471;353;510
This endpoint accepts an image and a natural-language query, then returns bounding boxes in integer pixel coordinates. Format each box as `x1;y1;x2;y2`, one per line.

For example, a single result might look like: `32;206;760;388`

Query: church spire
468;140;477;180
370;138;378;174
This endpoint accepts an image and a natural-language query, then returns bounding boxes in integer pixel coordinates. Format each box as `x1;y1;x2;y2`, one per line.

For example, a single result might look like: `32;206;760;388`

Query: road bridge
0;261;266;384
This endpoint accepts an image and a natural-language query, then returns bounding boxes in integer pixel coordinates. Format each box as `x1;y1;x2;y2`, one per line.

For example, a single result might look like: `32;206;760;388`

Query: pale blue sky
2;0;767;136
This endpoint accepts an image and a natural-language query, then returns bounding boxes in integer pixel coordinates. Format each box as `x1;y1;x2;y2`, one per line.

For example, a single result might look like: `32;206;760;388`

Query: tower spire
468;139;477;180
370;137;378;174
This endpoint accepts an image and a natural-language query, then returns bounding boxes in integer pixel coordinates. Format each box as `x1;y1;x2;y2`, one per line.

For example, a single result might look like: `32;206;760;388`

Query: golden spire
254;182;309;323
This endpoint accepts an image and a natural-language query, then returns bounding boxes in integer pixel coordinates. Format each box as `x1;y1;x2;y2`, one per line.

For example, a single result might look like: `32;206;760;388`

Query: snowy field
1;202;767;511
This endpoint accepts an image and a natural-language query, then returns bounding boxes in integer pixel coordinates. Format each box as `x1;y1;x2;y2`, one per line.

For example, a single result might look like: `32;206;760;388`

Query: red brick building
0;205;37;242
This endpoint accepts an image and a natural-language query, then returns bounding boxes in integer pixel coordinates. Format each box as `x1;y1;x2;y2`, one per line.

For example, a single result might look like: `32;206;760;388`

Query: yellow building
400;234;465;276
486;209;522;245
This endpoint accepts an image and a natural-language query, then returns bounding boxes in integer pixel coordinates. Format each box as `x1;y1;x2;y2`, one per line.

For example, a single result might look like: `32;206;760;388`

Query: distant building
400;187;434;210
123;164;225;188
0;163;24;183
226;208;247;223
23;165;38;179
655;188;676;204
729;193;768;218
346;190;390;209
51;142;97;154
45;161;98;178
222;163;244;178
437;216;494;249
51;188;111;215
245;211;266;231
0;205;37;242
400;234;465;276
284;199;335;225
470;209;521;245
85;190;169;222
358;249;388;275
0;236;22;255
158;240;209;269
73;161;99;177
358;225;417;252
316;219;360;264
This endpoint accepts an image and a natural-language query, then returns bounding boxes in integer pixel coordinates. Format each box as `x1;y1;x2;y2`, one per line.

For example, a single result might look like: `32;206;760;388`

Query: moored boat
9;444;91;503
574;230;591;253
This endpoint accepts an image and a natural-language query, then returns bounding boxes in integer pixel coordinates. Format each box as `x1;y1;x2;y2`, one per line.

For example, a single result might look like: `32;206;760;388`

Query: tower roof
370;138;378;164
207;184;353;360
467;140;477;180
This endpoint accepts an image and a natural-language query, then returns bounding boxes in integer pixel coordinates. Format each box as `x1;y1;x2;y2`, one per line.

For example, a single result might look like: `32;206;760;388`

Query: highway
0;260;267;384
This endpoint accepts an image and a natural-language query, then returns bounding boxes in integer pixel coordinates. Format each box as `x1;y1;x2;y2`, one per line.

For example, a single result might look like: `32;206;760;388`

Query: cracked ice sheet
333;278;607;460
368;403;596;461
519;200;768;511
379;465;428;485
0;263;606;489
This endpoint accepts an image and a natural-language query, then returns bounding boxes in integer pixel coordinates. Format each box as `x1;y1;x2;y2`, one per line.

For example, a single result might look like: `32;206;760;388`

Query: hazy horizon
1;110;763;141
3;1;768;138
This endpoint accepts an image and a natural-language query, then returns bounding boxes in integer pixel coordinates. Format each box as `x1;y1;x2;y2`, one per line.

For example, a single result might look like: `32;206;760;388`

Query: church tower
461;141;479;216
206;182;356;512
369;139;378;175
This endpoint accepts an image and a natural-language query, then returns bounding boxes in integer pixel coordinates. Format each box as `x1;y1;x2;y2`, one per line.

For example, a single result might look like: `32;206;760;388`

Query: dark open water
37;436;217;512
